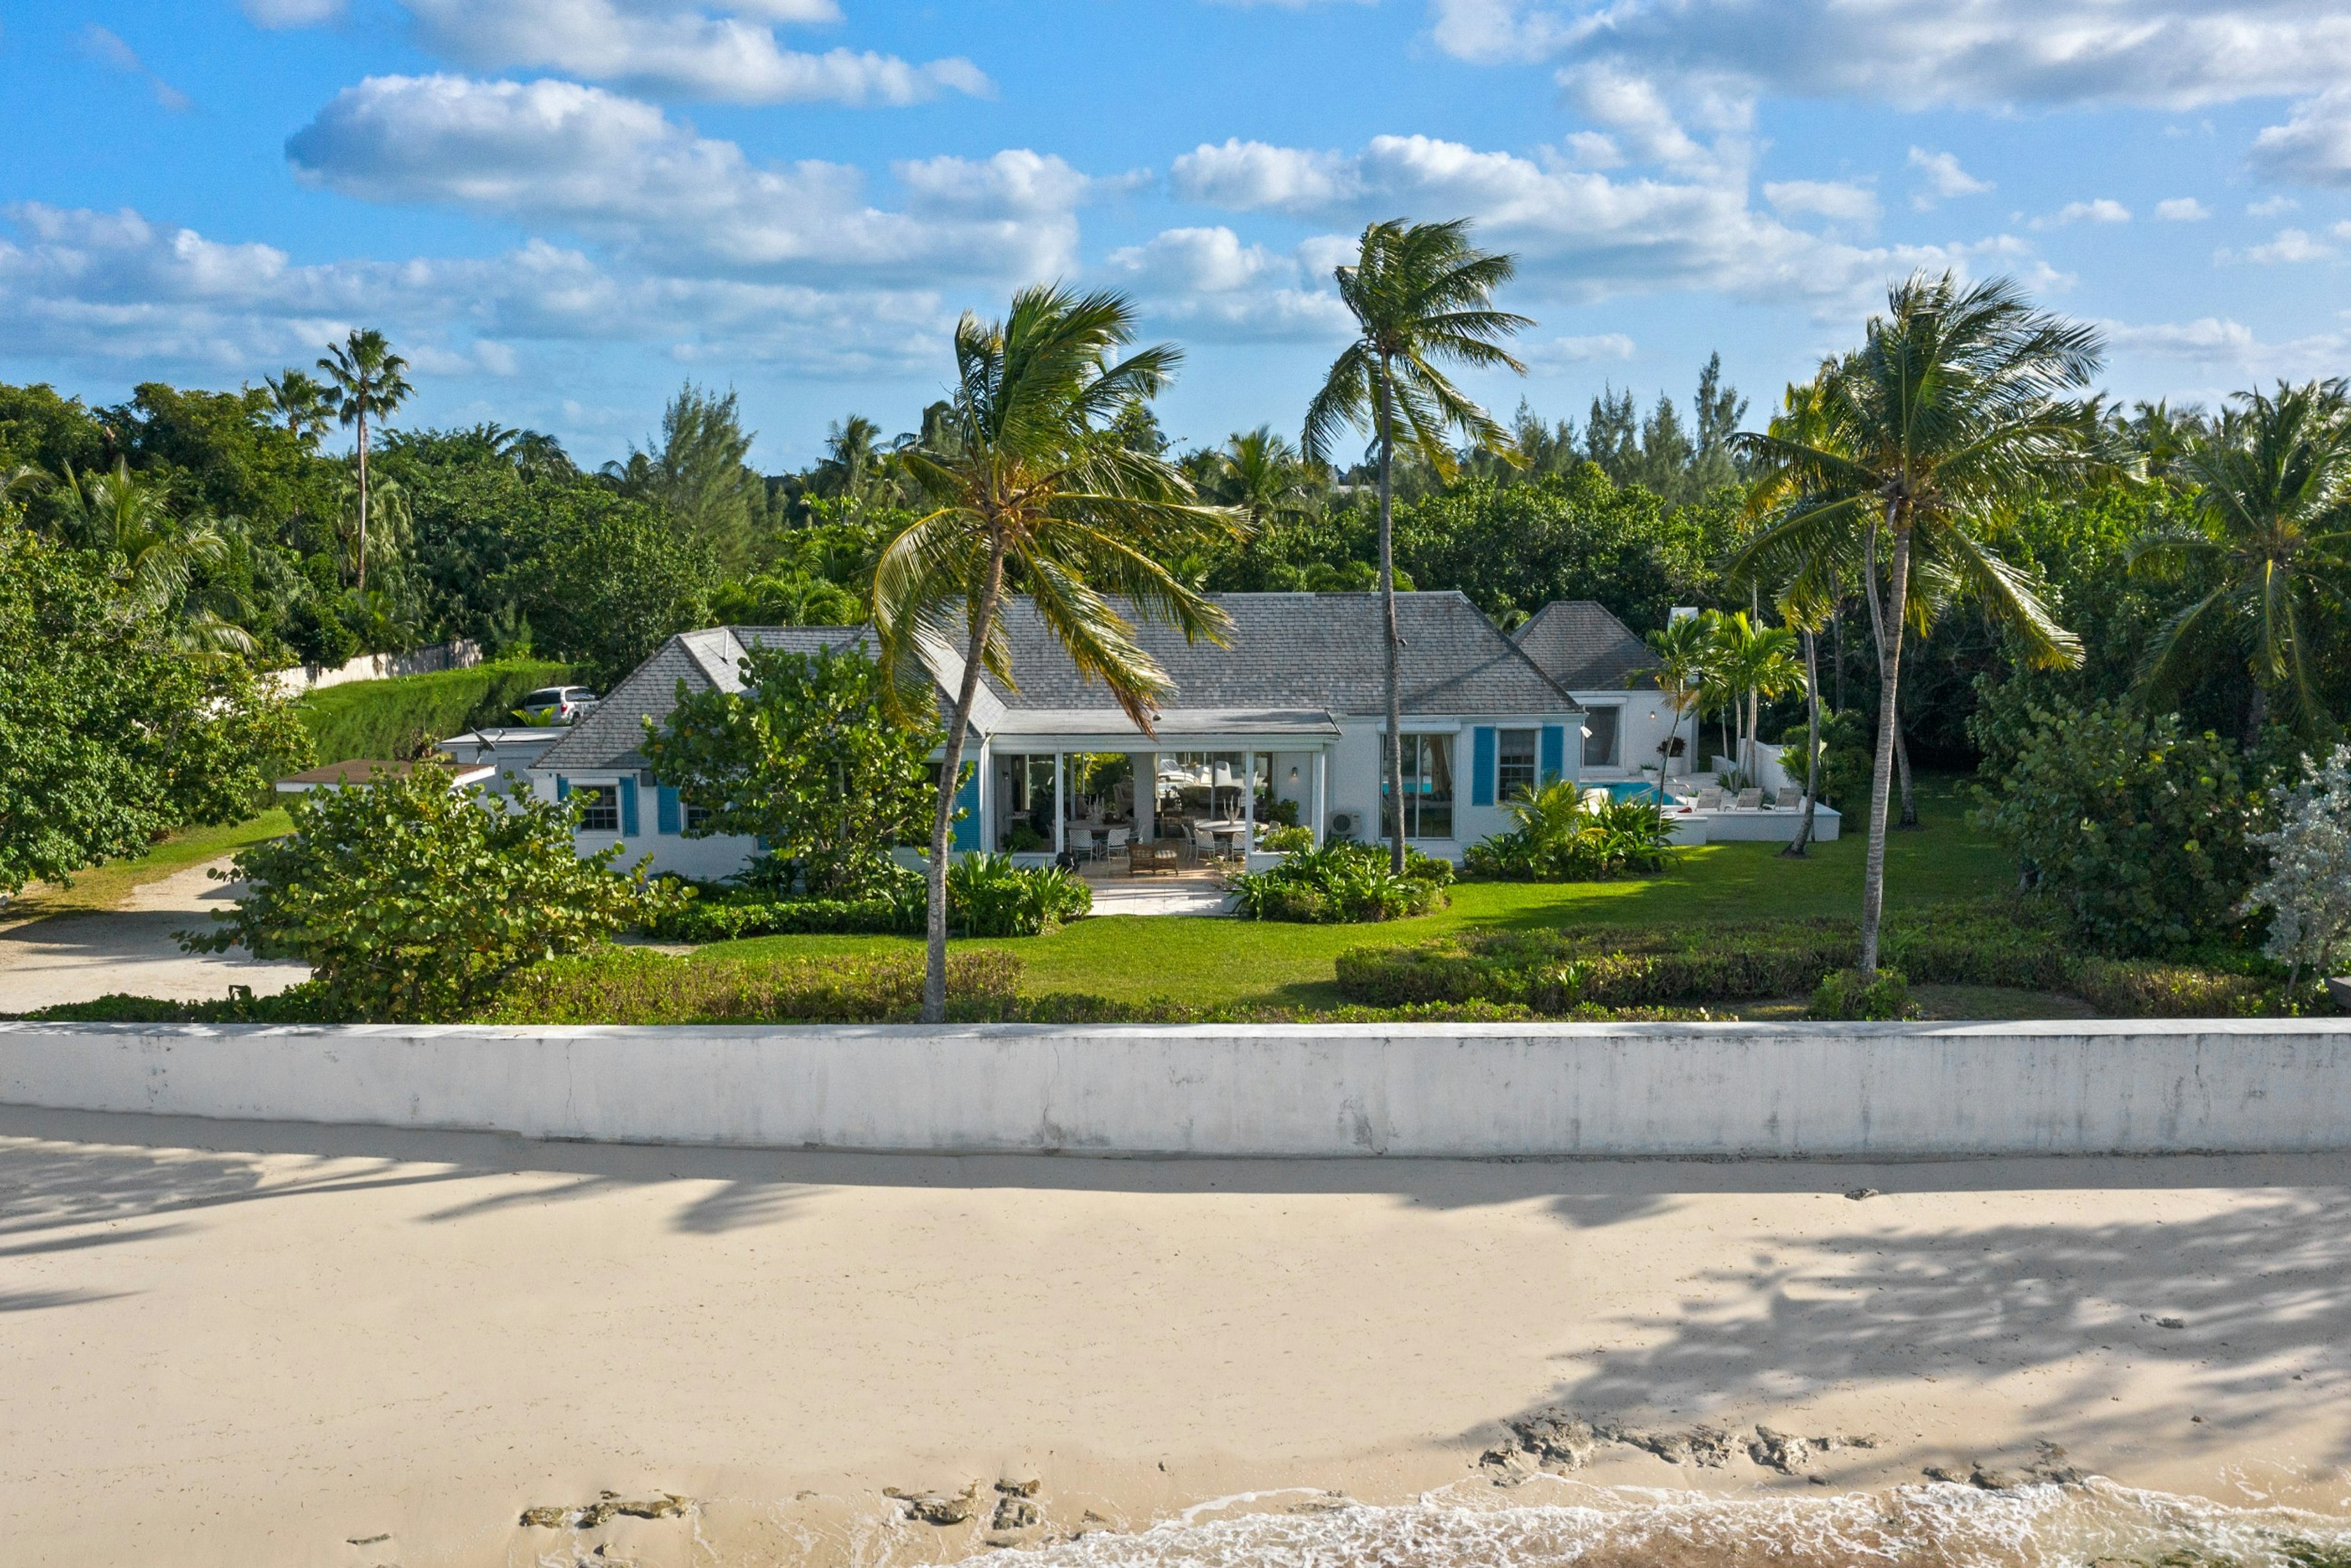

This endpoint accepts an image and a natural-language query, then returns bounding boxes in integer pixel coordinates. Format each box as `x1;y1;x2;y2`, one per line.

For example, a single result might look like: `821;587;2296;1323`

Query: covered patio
979;708;1342;879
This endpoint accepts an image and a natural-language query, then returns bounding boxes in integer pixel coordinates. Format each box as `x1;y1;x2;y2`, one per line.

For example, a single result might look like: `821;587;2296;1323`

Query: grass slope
2;810;291;922
708;774;2011;1010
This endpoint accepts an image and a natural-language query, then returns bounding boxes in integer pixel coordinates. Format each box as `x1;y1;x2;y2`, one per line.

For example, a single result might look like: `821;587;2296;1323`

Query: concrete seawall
6;1019;2350;1158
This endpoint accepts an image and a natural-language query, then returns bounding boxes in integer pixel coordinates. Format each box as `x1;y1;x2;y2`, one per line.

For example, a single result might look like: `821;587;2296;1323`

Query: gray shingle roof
983;592;1578;717
1511;600;1658;691
534;625;874;773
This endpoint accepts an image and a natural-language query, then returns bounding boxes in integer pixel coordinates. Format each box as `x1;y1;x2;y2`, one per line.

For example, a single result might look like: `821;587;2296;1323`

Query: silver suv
515;685;600;724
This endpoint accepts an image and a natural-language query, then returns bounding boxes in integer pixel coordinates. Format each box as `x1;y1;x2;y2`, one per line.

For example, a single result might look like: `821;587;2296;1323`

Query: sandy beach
4;1105;2349;1567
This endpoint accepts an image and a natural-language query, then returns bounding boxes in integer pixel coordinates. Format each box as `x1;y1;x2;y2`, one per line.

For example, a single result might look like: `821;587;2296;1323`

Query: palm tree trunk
1860;512;1911;978
1376;359;1406;876
1785;628;1820;857
1894;714;1918;828
356;403;370;596
1831;595;1845;712
923;531;1008;1024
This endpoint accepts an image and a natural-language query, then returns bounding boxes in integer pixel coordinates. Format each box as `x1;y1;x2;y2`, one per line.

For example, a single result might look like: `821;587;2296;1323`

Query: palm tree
1730;273;2099;976
318;329;413;595
1709;611;1804;781
1639;612;1714;801
1212;426;1318;535
263;369;335;446
1304;217;1532;872
816;414;888;502
874;284;1245;1022
2129;379;2351;741
55;460;252;653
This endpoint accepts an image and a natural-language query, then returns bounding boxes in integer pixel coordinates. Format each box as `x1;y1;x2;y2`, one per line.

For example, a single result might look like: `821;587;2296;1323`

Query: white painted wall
6;1020;2346;1159
271;638;482;698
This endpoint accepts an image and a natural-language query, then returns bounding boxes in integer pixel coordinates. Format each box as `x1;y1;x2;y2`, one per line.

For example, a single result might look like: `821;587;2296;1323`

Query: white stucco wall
6;1020;2346;1159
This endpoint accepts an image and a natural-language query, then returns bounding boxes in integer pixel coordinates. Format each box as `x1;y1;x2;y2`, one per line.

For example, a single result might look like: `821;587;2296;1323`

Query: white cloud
2248;195;2301;217
284;75;1087;282
1168;132;2037;315
1763;179;1880;230
2251;86;2351;188
2217;227;2338;264
2105;314;2350;379
1525;332;1637;367
240;0;346;25
1104;227;1353;340
391;0;984;106
81;24;192;113
1907;147;1992;209
1426;0;2351;110
2154;197;2210;221
2031;198;2131;229
0;203;968;381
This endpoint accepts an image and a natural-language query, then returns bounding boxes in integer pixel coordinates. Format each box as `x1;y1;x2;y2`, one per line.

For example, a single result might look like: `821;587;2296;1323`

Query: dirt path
0;857;309;1013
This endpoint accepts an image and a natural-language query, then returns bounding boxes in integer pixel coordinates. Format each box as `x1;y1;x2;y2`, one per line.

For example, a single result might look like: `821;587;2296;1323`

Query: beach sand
4;1106;2349;1567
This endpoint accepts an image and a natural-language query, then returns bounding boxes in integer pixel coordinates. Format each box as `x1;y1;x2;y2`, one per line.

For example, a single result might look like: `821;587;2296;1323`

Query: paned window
1497;728;1538;800
1582;707;1622;768
1381;733;1456;840
576;786;619;833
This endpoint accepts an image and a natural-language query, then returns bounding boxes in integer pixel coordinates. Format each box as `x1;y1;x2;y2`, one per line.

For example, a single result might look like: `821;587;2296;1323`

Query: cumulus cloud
0;202;966;380
284;75;1087;282
1763;179;1880;230
394;0;985;105
1524;332;1637;367
2251;87;2351;188
2105;313;2350;380
240;0;346;25
1168;133;2033;315
2031;198;2131;229
2154;197;2211;221
1907;147;1992;209
2248;195;2300;217
2217;227;2339;264
1425;0;2351;110
1104;227;1354;340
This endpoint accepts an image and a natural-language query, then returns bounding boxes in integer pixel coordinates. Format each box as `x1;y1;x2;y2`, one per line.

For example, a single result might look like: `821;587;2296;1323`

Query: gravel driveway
0;858;309;1013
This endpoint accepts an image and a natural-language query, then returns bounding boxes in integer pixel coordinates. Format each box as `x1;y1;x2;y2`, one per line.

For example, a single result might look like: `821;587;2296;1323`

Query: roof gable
533;625;874;773
1512;600;1657;691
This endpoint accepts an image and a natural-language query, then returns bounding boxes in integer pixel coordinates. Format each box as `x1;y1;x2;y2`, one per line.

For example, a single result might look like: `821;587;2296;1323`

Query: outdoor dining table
1196;820;1250;858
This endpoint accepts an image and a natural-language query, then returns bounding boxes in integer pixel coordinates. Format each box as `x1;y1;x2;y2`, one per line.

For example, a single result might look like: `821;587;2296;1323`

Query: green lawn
3;809;292;923
708;773;2014;1010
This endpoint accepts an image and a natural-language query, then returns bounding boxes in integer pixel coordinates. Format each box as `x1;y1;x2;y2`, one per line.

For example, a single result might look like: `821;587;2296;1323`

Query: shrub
650;896;917;942
1463;782;1677;881
946;852;1092;937
1230;841;1451;923
2241;745;2351;985
1974;700;2263;956
293;658;578;763
481;947;1023;1024
182;769;686;1021
1257;823;1314;853
2066;959;2284;1018
1778;708;1872;814
1806;967;1917;1021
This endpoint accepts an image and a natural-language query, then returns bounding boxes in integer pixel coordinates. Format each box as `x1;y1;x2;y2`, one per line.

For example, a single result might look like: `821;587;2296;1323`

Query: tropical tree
1304;217;1532;872
874;284;1243;1022
53;459;252;653
2128;378;2351;741
318;328;413;595
263;369;335;446
606;382;770;574
1731;273;2100;976
1210;426;1319;534
814;414;889;503
1639;612;1714;802
1709;610;1804;781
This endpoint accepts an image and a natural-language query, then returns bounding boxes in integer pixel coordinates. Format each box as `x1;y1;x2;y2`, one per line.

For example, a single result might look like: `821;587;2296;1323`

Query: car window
520;689;561;707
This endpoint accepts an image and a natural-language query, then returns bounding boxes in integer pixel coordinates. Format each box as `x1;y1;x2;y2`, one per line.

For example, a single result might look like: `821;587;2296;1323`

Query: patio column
1053;752;1065;857
1132;751;1155;843
1312;748;1327;847
1242;751;1256;853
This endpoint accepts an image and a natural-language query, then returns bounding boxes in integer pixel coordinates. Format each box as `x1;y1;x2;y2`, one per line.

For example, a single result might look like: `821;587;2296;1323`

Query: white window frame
572;778;622;834
1580;703;1625;771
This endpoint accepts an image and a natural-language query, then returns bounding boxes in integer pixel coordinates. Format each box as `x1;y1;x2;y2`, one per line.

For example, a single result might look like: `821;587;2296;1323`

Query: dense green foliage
1807;966;1916;1020
1231;841;1453;922
0;518;309;895
642;645;936;896
1974;700;2265;955
1463;783;1678;880
185;770;684;1020
291;658;577;763
945;852;1094;937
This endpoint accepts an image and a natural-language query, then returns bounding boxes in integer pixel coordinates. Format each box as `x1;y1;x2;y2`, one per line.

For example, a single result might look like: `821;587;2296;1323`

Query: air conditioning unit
1327;807;1368;842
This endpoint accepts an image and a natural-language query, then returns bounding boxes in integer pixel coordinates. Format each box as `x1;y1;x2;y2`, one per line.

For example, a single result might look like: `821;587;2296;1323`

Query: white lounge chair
1736;787;1763;810
1581;788;1611;812
1694;787;1725;811
1775;786;1803;809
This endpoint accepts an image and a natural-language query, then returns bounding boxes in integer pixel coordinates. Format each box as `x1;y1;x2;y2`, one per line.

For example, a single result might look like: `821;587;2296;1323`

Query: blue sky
4;0;2349;470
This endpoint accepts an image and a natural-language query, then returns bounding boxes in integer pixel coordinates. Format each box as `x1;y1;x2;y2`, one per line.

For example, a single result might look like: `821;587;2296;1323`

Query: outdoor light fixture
1288;766;1300;783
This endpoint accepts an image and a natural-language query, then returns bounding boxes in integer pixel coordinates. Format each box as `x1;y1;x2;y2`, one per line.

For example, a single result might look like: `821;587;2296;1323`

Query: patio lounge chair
1069;827;1097;860
1775;786;1803;809
1735;787;1763;810
1693;787;1725;811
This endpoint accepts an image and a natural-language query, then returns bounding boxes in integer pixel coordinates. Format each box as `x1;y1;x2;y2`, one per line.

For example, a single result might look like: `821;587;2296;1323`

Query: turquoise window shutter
555;776;569;801
618;776;640;836
1539;726;1565;784
1471;727;1496;806
656;785;681;834
950;763;980;852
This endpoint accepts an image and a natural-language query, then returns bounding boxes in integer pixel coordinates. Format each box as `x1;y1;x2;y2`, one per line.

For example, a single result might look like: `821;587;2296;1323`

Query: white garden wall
4;1020;2347;1158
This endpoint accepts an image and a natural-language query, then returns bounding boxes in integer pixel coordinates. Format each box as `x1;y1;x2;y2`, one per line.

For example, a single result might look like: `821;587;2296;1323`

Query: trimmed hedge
294;659;579;764
1332;902;2312;1018
479;947;1022;1024
653;897;916;942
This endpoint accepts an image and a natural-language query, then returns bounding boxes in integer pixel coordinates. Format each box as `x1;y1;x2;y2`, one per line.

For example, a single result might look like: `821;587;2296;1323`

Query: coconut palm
1730;273;2099;976
874;284;1245;1022
1305;218;1532;872
1639;612;1714;802
318;328;413;595
1211;426;1319;535
263;369;335;446
1709;611;1805;782
815;414;888;503
55;460;253;653
2129;379;2351;741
